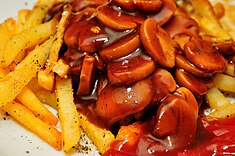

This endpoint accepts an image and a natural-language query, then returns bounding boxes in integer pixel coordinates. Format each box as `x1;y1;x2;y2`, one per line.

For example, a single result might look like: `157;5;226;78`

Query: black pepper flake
26;151;30;154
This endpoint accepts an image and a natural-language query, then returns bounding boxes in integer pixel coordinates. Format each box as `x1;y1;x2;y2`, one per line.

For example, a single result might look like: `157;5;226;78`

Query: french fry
47;5;72;72
1;101;62;150
52;59;70;77
35;89;58;109
205;86;231;109
213;73;235;93
23;0;56;29
207;103;235;119
0;38;53;107
16;86;58;125
224;63;235;77
15;9;30;33
55;76;81;152
38;70;55;91
27;77;58;109
14;9;31;63
78;113;115;154
2;18;57;67
0;18;16;65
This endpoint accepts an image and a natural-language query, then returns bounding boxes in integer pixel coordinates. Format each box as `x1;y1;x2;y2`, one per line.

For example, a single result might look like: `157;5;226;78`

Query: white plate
0;1;99;156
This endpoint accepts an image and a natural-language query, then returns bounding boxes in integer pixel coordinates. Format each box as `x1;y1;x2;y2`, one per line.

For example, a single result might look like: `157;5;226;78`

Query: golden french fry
224;63;235;77
16;9;30;33
23;0;56;29
52;59;70;77
55;76;80;152
78;113;115;154
38;70;55;91
16;86;58;125
213;73;235;93
180;0;231;40
35;89;57;109
207;104;235;119
1;101;62;150
14;9;31;63
0;18;16;47
205;86;231;109
2;18;57;67
0;38;53;107
0;18;16;64
47;5;72;72
27;77;58;109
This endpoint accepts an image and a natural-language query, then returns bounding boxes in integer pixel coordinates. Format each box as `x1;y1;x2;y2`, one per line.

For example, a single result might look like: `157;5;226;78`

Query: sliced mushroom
95;78;154;127
140;18;176;68
175;69;207;96
150;0;176;25
164;15;199;38
151;68;177;104
133;0;162;12
108;55;156;85
96;6;137;31
77;55;96;95
99;31;141;62
152;94;197;149
184;37;227;73
174;87;199;116
175;53;213;77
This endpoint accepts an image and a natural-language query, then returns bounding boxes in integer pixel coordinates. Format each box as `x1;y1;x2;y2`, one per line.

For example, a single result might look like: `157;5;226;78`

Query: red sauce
103;117;235;156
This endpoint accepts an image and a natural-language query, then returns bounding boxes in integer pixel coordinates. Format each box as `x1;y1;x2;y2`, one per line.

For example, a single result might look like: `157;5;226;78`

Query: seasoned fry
16;86;58;125
1;101;62;150
207;103;235;119
2;18;57;67
213;73;235;93
55;76;81;152
38;70;55;91
0;38;53;107
205;87;231;109
23;0;56;29
15;9;30;33
78;113;115;154
52;59;70;77
47;4;72;72
0;18;16;65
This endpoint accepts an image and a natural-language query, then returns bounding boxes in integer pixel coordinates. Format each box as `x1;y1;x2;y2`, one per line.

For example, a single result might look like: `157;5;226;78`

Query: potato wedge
213;73;235;93
78;113;115;154
1;101;62;150
0;38;53;107
3;18;57;67
55;76;80;152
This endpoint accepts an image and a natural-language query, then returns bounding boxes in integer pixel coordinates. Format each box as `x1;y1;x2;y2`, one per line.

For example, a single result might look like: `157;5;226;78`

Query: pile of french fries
0;0;235;155
0;0;114;154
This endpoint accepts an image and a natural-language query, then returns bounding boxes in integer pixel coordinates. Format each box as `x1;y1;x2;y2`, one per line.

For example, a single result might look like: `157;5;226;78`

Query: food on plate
0;0;235;155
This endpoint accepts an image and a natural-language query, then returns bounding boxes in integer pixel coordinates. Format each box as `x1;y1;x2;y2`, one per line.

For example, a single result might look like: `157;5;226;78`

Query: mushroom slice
140;18;176;68
184;37;227;73
108;55;155;85
95;78;154;127
153;94;197;149
175;69;207;96
96;6;137;31
77;55;96;95
175;53;213;77
99;31;140;62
